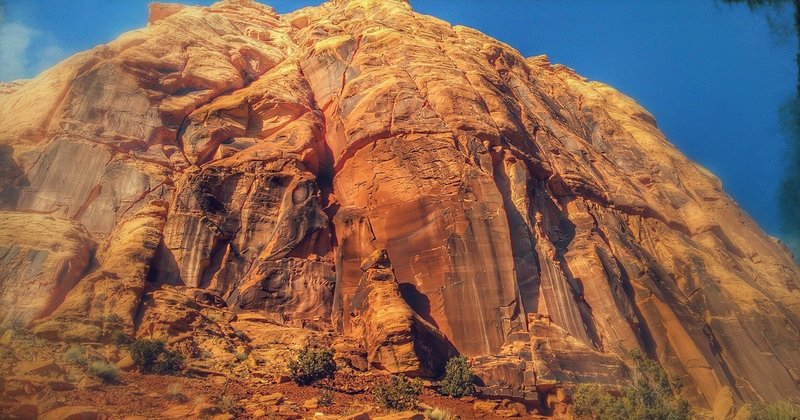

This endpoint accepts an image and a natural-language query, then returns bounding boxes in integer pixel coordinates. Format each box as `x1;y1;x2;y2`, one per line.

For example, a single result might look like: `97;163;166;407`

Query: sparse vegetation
236;352;248;362
572;384;627;420
129;339;184;375
65;345;88;366
87;360;120;383
572;350;691;420
749;400;800;420
438;356;474;397
234;329;248;341
111;330;132;346
373;375;423;411
287;345;337;385
9;319;25;333
166;383;189;403
317;387;334;407
217;395;241;415
100;313;123;325
425;407;457;420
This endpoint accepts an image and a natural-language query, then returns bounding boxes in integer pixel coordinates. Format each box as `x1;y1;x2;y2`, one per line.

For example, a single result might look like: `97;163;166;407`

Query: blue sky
1;0;796;242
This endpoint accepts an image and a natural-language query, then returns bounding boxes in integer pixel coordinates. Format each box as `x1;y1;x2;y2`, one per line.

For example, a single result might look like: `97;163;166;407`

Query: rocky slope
1;0;799;416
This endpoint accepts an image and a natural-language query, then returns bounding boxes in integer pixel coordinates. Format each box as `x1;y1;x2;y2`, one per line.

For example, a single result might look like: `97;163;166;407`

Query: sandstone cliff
1;0;799;413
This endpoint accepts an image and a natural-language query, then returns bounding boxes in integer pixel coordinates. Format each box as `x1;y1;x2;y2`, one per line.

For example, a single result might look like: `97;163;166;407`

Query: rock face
1;0;799;411
347;249;456;376
0;213;94;326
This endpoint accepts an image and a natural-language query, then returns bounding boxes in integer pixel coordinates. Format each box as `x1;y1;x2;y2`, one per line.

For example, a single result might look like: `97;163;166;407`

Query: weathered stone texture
0;0;798;410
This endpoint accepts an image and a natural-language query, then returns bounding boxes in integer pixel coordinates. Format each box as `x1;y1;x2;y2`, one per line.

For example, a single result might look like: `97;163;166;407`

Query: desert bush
287;345;337;385
217;395;241;415
9;319;25;333
130;339;184;375
234;329;248;341
749;400;800;420
236;352;248;362
572;350;691;420
130;339;163;371
425;407;457;420
111;330;132;346
317;387;334;407
153;349;184;374
65;345;88;366
87;360;120;383
166;383;189;403
373;375;423;411
438;356;474;397
572;384;627;420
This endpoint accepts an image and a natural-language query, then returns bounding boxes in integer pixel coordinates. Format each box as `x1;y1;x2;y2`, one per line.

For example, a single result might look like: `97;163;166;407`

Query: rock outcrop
346;249;456;376
1;0;799;413
0;214;94;326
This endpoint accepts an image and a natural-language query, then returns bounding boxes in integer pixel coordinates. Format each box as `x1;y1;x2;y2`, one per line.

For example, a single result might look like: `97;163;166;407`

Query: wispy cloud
0;22;33;81
0;21;68;82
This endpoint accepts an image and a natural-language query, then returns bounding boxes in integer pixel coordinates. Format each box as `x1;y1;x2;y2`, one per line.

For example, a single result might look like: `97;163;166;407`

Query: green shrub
153;349;184;375
749;401;800;420
65;345;88;366
373;375;423;411
87;360;120;383
129;339;184;375
111;330;132;346
130;339;164;371
573;384;627;420
287;346;337;385
572;350;691;420
438;356;474;397
236;352;248;362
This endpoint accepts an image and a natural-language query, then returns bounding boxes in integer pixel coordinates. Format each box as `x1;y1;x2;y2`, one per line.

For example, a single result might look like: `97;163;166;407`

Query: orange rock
346;249;456;376
39;406;99;420
0;0;797;413
0;214;94;326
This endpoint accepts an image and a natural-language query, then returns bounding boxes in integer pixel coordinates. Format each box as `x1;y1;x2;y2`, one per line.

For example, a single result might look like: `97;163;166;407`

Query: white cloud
0;21;68;82
34;44;67;75
0;22;34;81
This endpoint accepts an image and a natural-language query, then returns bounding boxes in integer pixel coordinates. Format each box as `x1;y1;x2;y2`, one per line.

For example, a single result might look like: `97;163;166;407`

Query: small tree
438;356;475;397
749;401;800;420
626;350;690;420
287;346;337;385
573;384;627;420
373;375;423;411
572;350;691;420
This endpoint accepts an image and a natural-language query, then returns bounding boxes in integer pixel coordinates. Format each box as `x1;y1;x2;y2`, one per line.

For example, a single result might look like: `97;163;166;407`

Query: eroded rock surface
0;0;798;412
346;249;456;376
0;213;94;326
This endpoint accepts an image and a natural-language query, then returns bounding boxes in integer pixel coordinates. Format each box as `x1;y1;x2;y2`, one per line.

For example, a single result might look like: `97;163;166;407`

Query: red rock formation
0;0;798;412
347;249;456;376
